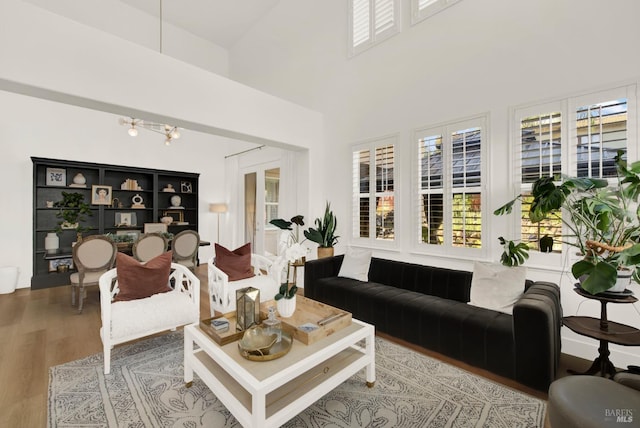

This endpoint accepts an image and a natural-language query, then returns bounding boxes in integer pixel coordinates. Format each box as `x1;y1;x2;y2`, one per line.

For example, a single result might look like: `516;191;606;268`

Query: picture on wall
92;185;113;205
46;168;66;186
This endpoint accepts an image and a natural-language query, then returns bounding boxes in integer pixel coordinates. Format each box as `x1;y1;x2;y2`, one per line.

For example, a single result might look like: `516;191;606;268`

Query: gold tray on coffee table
238;331;293;361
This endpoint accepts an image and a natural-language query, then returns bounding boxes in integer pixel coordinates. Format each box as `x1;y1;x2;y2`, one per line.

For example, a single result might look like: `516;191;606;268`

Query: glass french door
243;163;280;256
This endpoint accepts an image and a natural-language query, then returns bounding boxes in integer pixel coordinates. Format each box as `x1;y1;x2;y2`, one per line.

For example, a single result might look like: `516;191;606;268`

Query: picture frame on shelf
181;181;193;193
49;258;74;272
92;185;113;205
46;168;66;186
162;209;184;223
144;223;168;233
115;212;137;227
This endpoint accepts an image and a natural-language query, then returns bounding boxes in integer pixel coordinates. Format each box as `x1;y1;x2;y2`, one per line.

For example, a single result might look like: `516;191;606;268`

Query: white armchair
208;254;281;316
99;263;200;374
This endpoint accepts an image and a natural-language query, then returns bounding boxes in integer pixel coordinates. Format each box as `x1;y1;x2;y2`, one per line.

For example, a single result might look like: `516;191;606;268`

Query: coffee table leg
365;330;376;387
252;392;266;428
184;327;194;386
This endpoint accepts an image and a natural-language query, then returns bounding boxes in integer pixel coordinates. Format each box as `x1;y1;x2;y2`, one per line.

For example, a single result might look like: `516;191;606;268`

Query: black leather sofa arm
513;281;562;390
304;255;344;299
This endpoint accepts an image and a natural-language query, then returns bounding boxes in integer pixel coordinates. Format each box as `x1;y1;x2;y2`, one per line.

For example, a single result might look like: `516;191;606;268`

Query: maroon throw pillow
214;243;255;281
114;251;173;301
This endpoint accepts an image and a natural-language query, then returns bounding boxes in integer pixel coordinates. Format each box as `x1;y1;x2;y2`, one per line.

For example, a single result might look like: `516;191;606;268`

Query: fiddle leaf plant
495;150;640;295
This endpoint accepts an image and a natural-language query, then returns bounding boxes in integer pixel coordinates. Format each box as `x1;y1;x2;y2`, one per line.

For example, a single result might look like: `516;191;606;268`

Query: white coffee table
184;319;375;428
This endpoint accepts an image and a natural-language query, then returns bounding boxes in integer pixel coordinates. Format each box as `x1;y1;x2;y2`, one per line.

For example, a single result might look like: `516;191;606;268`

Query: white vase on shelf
44;232;59;253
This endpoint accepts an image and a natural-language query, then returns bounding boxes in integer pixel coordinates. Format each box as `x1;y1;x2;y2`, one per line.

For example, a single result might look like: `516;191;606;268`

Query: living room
2;0;640;426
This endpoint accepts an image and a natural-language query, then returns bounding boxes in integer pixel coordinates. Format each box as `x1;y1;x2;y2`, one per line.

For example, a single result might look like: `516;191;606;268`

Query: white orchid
284;242;307;264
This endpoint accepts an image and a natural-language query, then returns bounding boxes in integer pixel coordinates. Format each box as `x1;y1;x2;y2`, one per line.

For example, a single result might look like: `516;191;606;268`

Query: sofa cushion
338;247;372;281
469;261;526;314
114;251;172;302
215;242;255;281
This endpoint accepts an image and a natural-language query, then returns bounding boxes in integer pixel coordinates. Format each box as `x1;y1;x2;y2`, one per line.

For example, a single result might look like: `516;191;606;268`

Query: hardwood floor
0;265;590;427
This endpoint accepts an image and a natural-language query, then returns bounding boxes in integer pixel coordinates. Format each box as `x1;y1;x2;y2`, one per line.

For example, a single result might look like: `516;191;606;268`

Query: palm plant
304;202;339;248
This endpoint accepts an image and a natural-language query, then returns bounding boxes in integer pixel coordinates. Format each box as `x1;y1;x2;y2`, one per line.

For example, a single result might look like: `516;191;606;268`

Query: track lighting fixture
119;117;182;146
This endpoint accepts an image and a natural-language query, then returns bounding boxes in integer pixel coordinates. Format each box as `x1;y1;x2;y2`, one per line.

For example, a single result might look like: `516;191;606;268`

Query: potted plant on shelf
495;150;640;295
53;191;92;238
304;202;339;259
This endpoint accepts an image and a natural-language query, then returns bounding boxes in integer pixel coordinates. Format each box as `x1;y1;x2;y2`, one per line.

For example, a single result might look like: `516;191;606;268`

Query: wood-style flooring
0;264;591;427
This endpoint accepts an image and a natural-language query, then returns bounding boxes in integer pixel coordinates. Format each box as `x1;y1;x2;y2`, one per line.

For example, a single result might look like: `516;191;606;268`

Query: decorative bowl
238;326;277;356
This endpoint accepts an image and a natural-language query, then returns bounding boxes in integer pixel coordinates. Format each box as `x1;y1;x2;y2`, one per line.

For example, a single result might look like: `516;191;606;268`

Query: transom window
411;0;462;25
349;0;400;57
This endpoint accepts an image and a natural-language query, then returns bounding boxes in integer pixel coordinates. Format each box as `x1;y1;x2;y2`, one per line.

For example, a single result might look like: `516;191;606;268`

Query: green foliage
270;215;305;242
275;283;298;300
303;202;339;248
496;150;640;294
53;192;92;234
498;237;529;267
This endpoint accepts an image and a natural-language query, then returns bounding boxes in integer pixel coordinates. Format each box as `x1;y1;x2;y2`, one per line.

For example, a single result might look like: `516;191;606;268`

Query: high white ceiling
119;0;280;48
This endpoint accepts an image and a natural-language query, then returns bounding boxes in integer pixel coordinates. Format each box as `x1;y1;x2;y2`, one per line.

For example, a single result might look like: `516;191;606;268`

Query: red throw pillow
114;251;173;301
215;243;255;281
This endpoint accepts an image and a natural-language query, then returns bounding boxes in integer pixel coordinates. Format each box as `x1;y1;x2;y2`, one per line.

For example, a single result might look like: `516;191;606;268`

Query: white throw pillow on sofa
469;262;526;315
338;247;372;282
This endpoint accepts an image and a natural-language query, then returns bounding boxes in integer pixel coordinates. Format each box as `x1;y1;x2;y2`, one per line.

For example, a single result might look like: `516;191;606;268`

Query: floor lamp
209;203;228;243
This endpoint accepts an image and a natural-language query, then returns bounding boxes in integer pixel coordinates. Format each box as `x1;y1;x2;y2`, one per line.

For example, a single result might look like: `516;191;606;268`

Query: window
514;86;635;255
352;136;395;242
411;0;462;25
416;116;485;253
349;0;400;56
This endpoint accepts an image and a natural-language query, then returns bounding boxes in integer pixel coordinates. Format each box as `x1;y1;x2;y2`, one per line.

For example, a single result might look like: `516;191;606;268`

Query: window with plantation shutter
513;85;636;258
416;116;485;254
411;0;462;25
352;137;396;243
349;0;400;56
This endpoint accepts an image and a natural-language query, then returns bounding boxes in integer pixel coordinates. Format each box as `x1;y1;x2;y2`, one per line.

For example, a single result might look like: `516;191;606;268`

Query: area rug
48;332;545;427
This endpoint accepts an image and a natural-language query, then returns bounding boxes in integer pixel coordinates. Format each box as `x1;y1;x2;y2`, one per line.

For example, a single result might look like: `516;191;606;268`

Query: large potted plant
304;202;339;259
53;191;92;236
495;151;640;295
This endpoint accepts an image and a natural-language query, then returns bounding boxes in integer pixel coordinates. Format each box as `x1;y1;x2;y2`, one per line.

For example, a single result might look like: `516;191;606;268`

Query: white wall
24;0;230;77
0;0;324;291
229;0;640;366
0;90;233;287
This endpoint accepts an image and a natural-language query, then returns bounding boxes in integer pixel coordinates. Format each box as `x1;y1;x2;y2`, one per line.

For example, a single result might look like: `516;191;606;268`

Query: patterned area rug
48;332;545;427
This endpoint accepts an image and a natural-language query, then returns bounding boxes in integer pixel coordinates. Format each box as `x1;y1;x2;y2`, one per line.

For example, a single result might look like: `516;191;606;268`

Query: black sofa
304;255;562;391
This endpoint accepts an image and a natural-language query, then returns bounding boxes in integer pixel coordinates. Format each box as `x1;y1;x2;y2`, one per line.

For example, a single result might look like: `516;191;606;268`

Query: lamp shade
209;203;228;213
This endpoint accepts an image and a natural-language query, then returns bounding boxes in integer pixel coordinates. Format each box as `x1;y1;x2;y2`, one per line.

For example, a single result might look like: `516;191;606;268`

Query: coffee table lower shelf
184;319;375;428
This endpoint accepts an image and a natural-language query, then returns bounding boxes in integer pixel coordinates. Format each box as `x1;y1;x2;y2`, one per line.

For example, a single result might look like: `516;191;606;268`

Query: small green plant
270;215;305;243
304;202;339;248
275;282;298;300
53;192;92;234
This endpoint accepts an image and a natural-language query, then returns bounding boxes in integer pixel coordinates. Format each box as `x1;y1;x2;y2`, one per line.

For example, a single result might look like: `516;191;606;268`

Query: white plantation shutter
352;0;370;48
412;0;462;25
415;116;485;253
513;85;636;257
450;127;482;249
574;98;628;178
349;0;399;56
353;137;396;243
517;109;563;253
